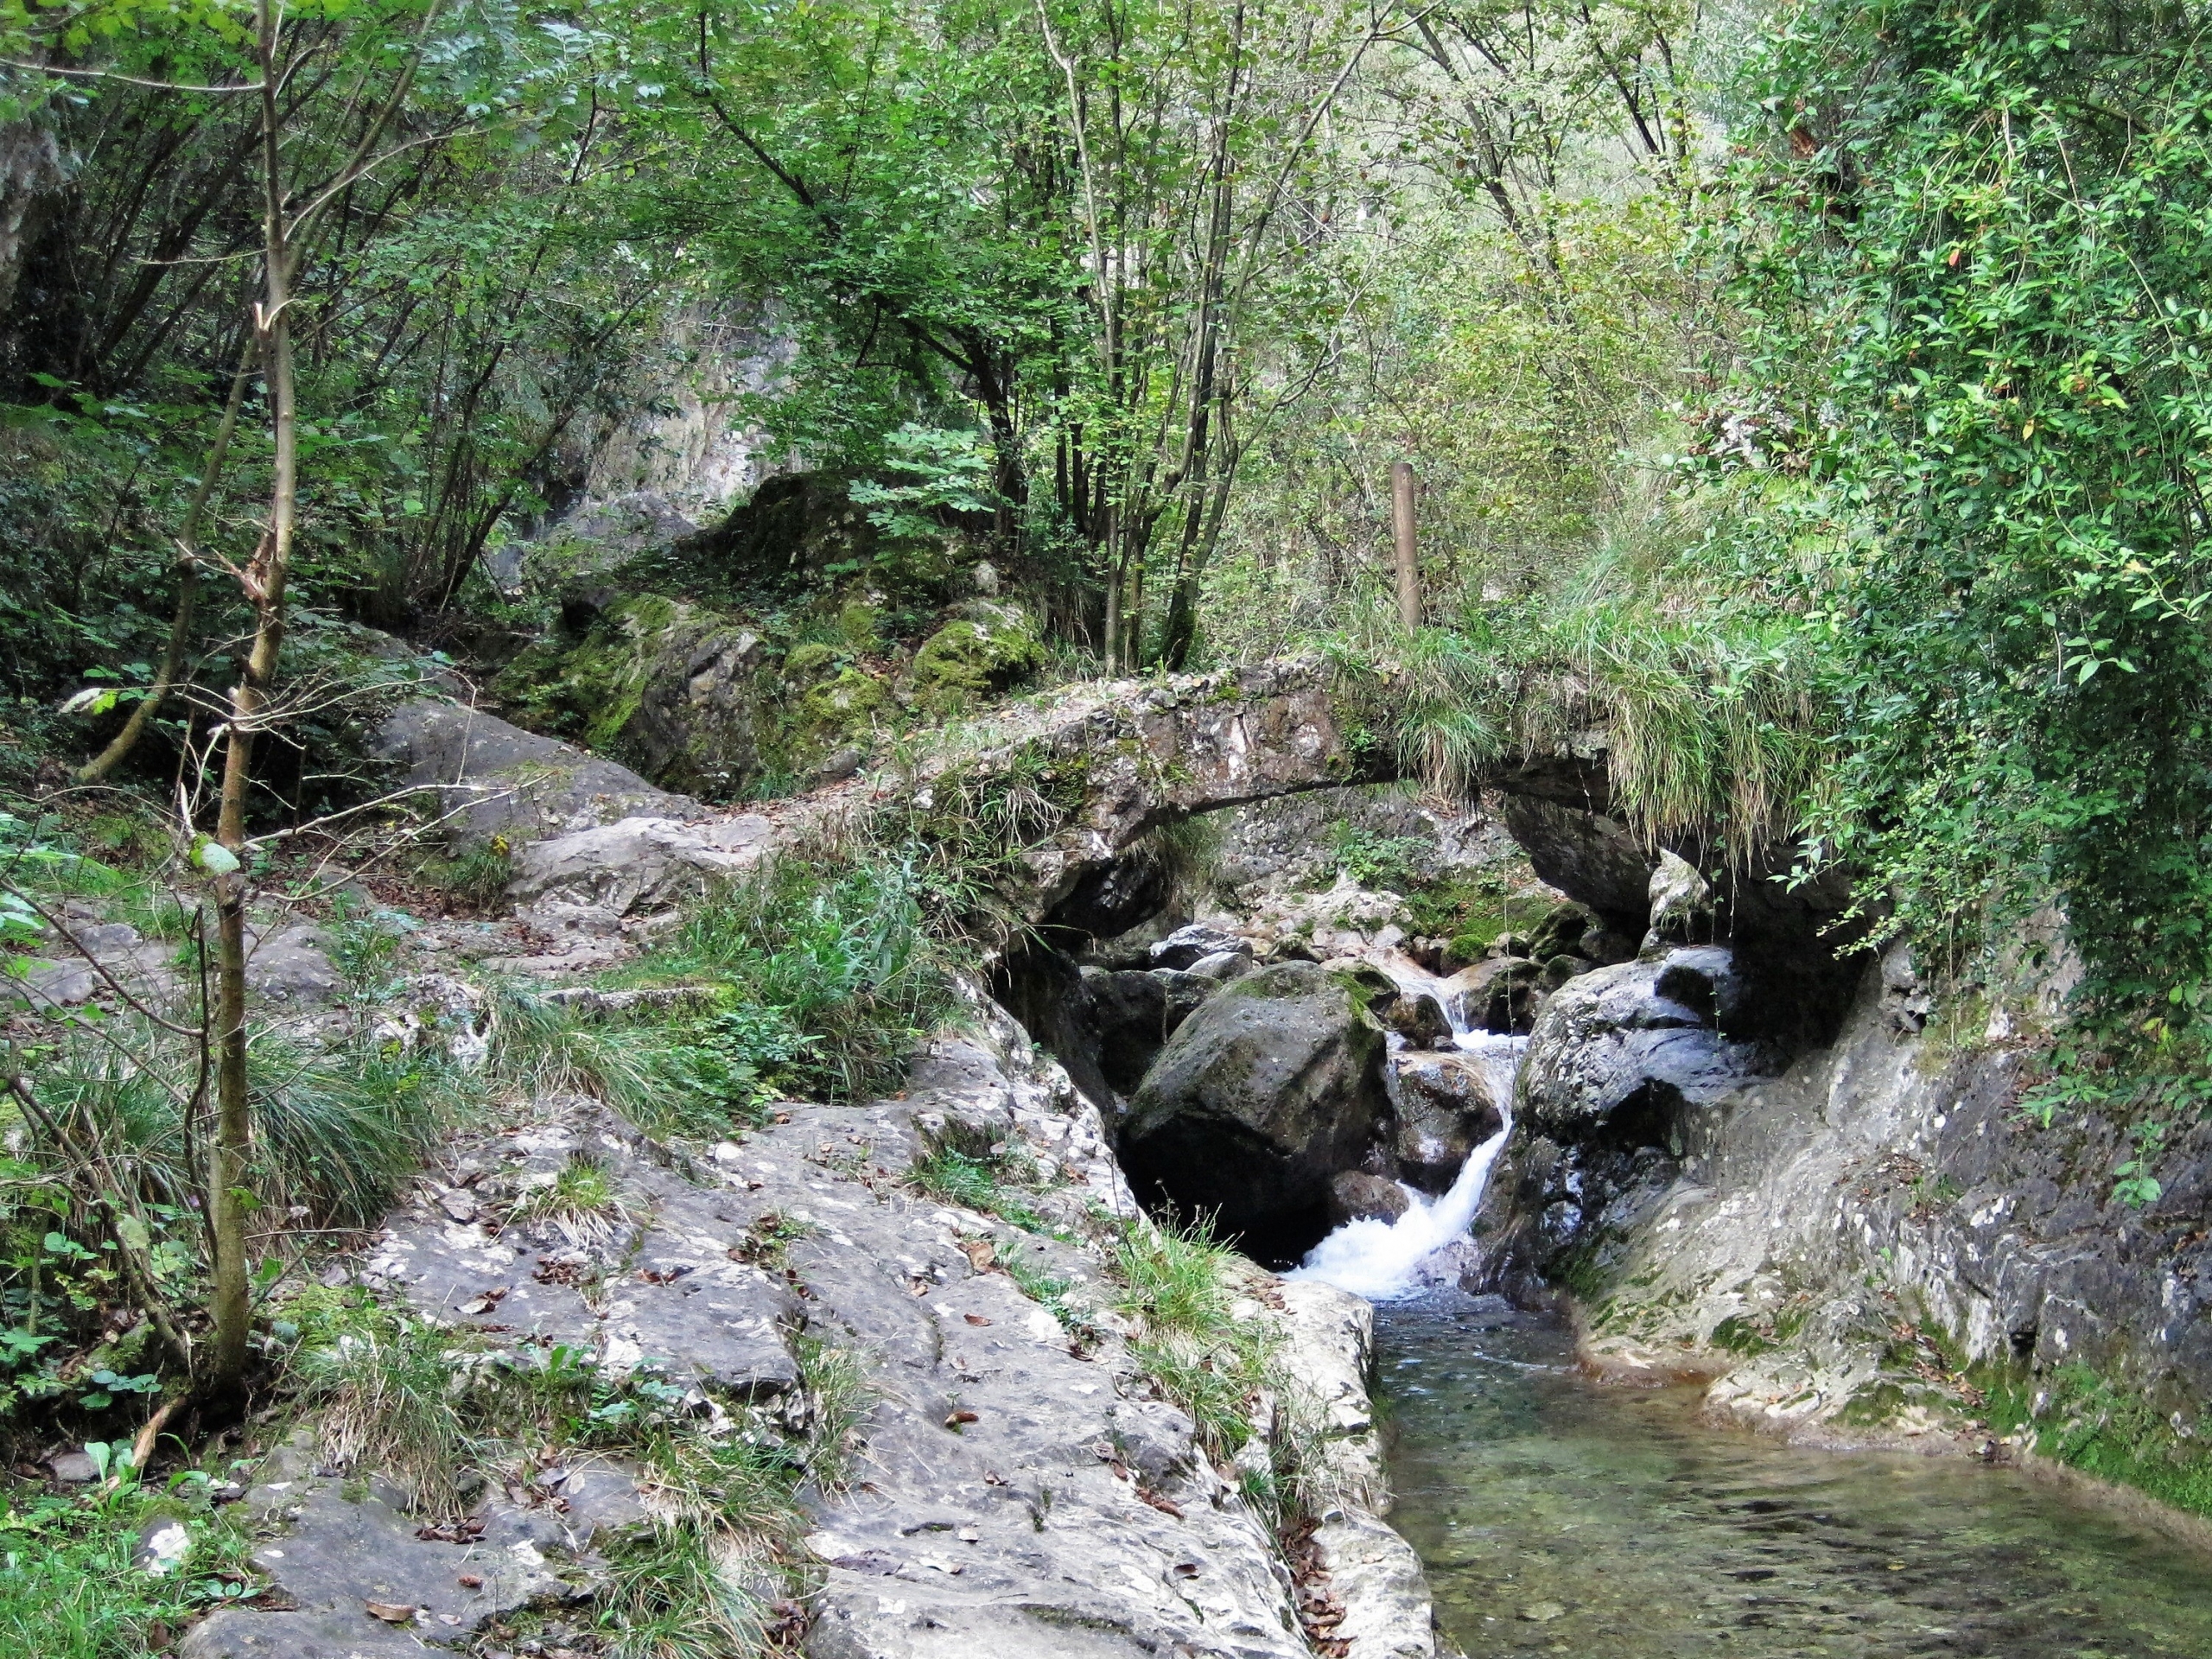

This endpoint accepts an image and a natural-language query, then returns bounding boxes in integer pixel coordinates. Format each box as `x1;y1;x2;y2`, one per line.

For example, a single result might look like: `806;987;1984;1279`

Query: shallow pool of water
1376;1291;2212;1658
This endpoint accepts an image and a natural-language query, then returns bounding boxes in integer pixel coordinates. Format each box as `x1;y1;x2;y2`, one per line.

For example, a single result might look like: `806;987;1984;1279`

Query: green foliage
0;1478;254;1659
1000;1246;1101;1345
908;1147;1046;1232
282;1290;480;1520
1327;524;1833;860
1732;0;2212;1015
1108;1218;1274;1459
620;854;958;1106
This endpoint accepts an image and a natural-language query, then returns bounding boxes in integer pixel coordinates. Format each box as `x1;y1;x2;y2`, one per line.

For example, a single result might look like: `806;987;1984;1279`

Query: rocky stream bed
23;667;2212;1657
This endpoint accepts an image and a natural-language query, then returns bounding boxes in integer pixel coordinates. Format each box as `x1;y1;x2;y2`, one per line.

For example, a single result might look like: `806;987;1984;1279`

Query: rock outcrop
374;699;699;847
193;998;1446;1659
1122;962;1390;1252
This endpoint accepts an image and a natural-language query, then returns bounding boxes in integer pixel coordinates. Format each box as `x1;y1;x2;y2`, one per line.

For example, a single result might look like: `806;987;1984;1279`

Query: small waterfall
1288;952;1524;1301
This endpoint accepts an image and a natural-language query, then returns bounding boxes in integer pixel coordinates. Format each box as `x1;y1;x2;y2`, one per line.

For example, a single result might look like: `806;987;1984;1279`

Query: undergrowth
0;1462;257;1659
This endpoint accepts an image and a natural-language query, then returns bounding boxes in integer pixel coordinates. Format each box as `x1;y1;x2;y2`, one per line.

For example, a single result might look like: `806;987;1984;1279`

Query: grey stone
1329;1171;1412;1226
245;924;337;1004
1147;924;1249;971
1643;849;1714;951
1518;948;1768;1144
245;1483;581;1626
1382;991;1451;1049
1392;1052;1505;1192
372;699;699;849
1122;961;1390;1236
181;1606;429;1658
1185;947;1254;983
48;1450;98;1483
1077;968;1211;1096
507;812;775;926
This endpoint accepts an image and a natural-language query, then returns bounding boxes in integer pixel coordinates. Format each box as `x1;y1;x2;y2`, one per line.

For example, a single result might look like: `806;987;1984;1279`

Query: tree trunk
77;334;257;783
1391;459;1421;629
208;0;298;1398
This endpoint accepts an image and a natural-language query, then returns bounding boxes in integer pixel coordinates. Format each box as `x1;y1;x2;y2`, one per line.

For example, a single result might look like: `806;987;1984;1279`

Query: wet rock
1382;992;1451;1049
1185;948;1255;984
1643;850;1714;951
1478;957;1544;1034
1489;791;1656;921
1329;1171;1412;1226
1148;924;1249;971
1518;948;1769;1146
373;700;698;849
1392;1052;1505;1192
1122;961;1389;1242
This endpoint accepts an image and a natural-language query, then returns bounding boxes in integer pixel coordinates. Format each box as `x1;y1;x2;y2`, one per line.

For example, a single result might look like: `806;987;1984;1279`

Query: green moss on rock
912;604;1042;709
800;666;887;733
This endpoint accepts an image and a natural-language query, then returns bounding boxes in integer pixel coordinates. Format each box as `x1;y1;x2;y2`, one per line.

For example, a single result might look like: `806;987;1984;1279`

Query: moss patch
1977;1360;2212;1520
911;606;1042;709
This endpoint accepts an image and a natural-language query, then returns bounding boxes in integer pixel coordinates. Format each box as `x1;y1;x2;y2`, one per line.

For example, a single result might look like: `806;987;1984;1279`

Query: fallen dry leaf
957;1239;995;1272
963;1313;992;1326
364;1601;417;1623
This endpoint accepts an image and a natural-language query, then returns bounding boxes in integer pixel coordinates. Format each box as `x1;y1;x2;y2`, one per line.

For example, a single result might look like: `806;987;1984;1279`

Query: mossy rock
837;597;885;652
800;666;887;734
785;640;842;679
912;603;1043;709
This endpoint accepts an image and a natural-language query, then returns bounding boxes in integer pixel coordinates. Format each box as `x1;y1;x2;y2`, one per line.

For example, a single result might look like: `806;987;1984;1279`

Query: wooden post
1390;460;1421;629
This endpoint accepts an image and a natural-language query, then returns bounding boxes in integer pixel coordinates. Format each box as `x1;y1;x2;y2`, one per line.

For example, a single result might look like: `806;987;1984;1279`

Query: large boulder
1518;947;1770;1148
373;700;698;848
1391;1052;1506;1192
492;595;769;800
1121;961;1390;1248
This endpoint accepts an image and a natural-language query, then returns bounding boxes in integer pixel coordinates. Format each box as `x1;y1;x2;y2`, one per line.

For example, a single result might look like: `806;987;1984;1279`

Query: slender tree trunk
1391;460;1421;629
208;0;298;1396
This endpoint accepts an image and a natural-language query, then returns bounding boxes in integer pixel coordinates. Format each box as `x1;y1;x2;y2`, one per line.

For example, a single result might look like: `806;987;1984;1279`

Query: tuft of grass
1000;1245;1103;1348
907;1146;1046;1232
615;854;957;1103
416;840;513;909
282;1290;480;1520
1108;1219;1274;1459
1326;527;1833;862
793;1335;873;1495
506;1153;632;1245
593;1524;772;1659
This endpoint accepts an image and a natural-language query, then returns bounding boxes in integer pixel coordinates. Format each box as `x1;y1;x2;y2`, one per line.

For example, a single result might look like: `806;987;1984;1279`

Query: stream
1283;954;2212;1658
1375;1292;2212;1658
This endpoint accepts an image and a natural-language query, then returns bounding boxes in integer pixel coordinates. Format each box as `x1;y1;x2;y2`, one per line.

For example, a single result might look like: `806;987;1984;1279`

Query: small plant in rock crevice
907;1145;1047;1233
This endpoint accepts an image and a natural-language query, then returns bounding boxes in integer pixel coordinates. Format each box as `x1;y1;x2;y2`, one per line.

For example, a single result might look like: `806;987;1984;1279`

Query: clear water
1377;1292;2212;1659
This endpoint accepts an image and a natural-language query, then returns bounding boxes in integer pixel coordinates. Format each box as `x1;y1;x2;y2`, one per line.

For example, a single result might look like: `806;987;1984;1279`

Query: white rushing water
1288;955;1526;1302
